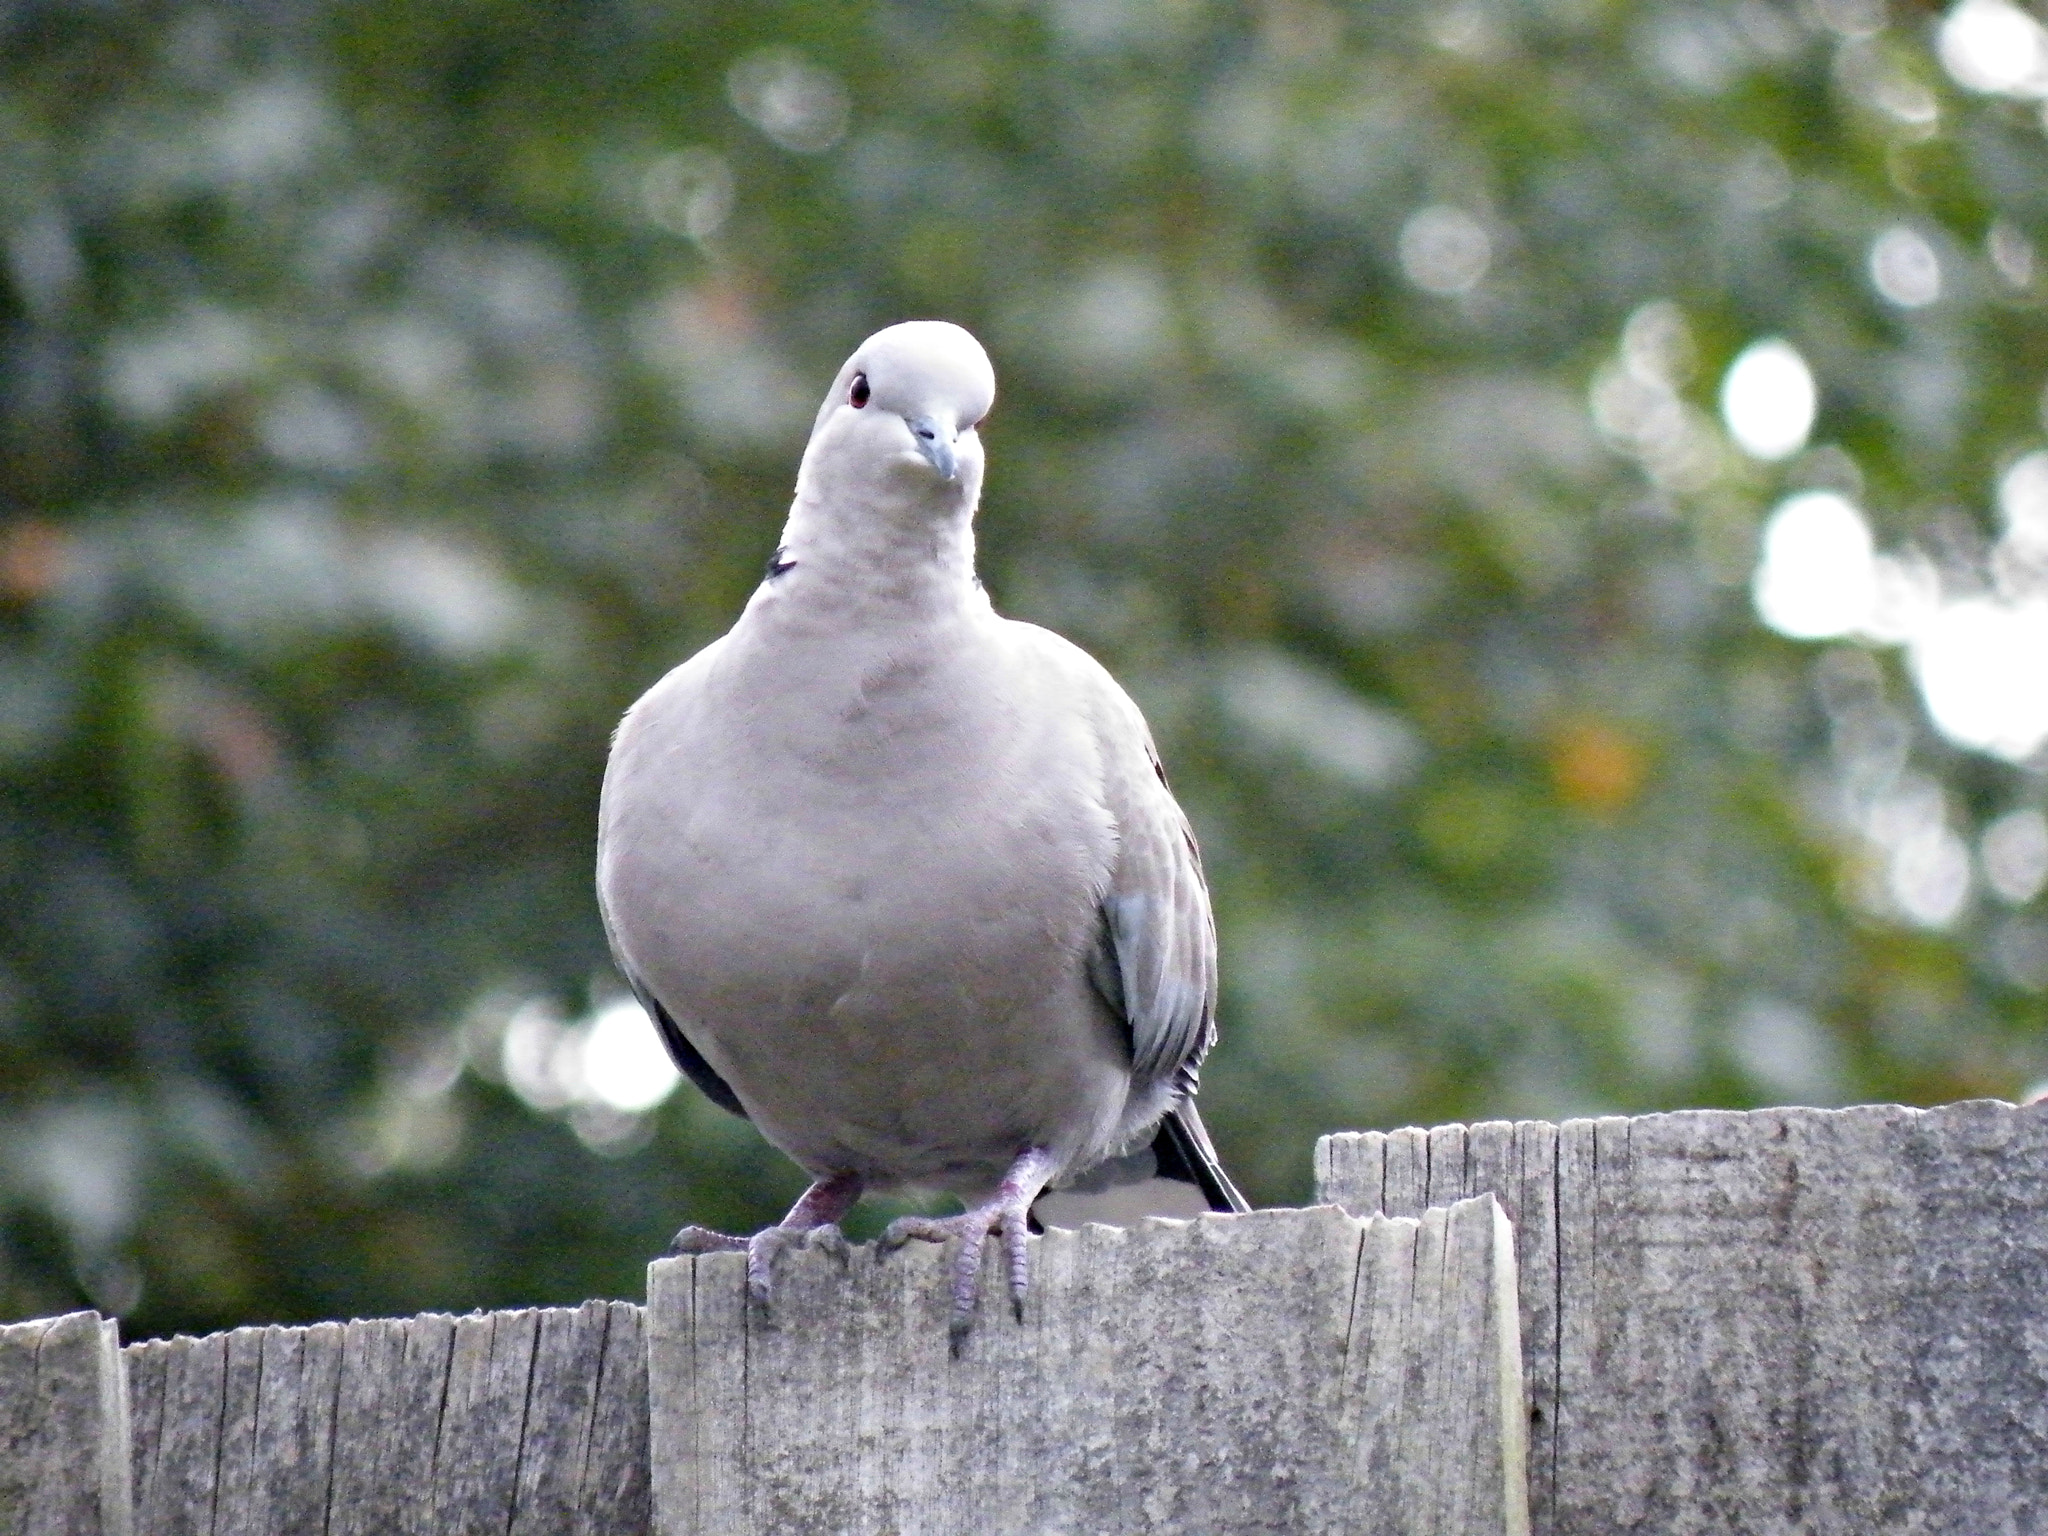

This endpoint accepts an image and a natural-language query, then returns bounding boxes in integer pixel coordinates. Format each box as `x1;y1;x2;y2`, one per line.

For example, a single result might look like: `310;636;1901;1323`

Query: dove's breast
597;609;1136;1197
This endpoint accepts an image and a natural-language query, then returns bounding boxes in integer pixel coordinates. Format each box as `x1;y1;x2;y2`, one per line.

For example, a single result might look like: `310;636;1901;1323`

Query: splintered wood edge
1487;1197;1530;1536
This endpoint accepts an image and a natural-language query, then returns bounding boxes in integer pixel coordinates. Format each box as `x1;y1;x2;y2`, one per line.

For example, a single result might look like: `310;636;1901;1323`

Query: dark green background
3;0;2043;1339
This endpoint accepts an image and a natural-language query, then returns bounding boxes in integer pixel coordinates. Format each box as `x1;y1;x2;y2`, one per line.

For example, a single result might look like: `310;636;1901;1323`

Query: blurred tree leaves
2;0;2043;1337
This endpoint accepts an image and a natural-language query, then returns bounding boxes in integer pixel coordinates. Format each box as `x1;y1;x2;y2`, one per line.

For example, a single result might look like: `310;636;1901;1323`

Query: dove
596;319;1245;1347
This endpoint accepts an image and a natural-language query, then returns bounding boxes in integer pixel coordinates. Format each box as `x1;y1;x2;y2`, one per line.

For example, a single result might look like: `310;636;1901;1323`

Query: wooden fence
1317;1097;2048;1535
4;1099;2042;1534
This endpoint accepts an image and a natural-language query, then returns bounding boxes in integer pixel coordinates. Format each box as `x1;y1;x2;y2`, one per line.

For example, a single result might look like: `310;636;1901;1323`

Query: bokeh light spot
1398;205;1491;295
1869;226;1942;308
640;150;734;242
1752;492;1876;640
727;49;850;154
1549;719;1649;816
1998;450;2048;556
1938;0;2048;97
1988;220;2036;289
1909;597;2048;762
580;998;683;1114
1888;820;1973;928
1981;808;2048;904
1720;338;1816;460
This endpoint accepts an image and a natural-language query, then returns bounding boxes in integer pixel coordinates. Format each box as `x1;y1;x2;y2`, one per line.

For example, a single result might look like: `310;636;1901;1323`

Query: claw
662;1170;864;1311
877;1147;1060;1352
736;1221;853;1306
806;1224;851;1260
745;1224;810;1307
667;1225;748;1257
665;1224;810;1309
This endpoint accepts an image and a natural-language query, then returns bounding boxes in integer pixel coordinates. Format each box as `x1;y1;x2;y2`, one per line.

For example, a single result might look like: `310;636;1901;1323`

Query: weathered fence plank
123;1299;649;1535
646;1199;1528;1536
27;1100;2042;1534
0;1310;132;1536
1316;1098;2048;1536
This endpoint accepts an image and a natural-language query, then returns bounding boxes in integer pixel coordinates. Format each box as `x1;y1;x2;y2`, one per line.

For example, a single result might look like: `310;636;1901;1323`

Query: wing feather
1046;642;1219;1100
1101;766;1218;1093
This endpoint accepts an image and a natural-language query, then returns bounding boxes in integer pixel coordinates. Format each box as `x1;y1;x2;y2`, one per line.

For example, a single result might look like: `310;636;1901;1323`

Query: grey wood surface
646;1200;1528;1536
1316;1098;2048;1536
123;1298;649;1535
0;1310;132;1536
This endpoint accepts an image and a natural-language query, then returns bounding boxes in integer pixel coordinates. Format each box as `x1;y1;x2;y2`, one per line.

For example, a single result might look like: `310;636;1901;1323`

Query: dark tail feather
1152;1100;1250;1213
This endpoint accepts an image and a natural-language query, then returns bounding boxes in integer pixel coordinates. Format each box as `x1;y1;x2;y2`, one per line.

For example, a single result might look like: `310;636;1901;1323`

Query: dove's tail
1027;1099;1250;1230
1153;1100;1251;1213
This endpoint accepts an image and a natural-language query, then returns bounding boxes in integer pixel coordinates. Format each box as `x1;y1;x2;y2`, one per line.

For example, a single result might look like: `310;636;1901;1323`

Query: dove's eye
849;373;871;408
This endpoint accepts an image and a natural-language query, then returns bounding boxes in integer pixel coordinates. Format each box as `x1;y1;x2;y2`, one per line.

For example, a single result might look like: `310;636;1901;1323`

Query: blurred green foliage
2;0;2044;1339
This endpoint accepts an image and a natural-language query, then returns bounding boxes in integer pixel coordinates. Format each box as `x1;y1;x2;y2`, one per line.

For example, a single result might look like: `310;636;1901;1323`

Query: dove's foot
666;1169;864;1309
663;1223;850;1305
879;1147;1061;1354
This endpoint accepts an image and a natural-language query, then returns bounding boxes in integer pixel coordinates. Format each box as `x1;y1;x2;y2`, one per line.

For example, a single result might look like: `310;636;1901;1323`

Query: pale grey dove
596;320;1246;1347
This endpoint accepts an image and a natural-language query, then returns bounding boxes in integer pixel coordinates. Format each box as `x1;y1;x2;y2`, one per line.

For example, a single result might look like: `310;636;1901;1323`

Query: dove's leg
879;1147;1061;1353
667;1170;865;1306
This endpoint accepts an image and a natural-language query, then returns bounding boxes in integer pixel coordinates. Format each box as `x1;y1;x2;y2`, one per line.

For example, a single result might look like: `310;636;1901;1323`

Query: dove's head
798;321;997;512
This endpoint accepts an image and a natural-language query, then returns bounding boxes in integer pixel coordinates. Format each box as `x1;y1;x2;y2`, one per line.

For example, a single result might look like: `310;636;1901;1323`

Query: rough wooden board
123;1299;650;1535
1316;1099;2048;1536
0;1311;132;1536
647;1199;1527;1536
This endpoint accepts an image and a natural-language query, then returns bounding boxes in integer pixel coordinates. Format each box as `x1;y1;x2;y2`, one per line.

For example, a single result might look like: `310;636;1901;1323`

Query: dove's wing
1090;731;1219;1100
1092;742;1250;1214
596;641;749;1120
1046;629;1249;1214
1036;634;1217;1101
1008;623;1244;1213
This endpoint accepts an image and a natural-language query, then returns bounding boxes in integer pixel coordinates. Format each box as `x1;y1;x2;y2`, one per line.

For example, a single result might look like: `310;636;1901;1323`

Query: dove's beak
906;416;958;481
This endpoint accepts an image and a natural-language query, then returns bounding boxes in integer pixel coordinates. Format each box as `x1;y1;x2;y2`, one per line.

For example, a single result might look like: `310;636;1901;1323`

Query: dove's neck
769;479;982;628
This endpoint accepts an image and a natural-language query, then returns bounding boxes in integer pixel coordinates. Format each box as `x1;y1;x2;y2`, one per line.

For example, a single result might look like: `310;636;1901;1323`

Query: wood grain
25;1100;2039;1533
646;1200;1527;1536
1316;1099;2048;1536
123;1299;649;1535
0;1310;131;1536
